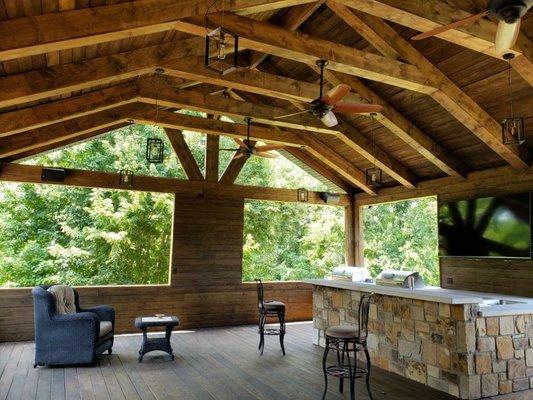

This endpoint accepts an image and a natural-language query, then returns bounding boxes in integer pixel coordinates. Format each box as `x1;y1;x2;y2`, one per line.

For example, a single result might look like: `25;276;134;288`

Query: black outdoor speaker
41;168;67;182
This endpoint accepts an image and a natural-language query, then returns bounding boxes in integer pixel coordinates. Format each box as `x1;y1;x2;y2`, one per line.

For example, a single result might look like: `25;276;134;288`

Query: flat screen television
438;193;532;258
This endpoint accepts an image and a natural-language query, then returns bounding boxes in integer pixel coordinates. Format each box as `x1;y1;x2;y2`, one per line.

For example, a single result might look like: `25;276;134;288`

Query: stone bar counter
305;279;533;399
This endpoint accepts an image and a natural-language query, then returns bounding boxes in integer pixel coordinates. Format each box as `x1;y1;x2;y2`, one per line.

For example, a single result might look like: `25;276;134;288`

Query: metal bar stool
322;293;374;400
255;279;286;356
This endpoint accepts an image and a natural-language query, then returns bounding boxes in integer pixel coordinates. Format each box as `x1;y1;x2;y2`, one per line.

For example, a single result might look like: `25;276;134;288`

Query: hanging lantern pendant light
365;113;383;188
501;53;525;146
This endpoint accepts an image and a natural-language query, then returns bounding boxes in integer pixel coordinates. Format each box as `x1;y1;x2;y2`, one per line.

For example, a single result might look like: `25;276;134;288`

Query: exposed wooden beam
0;49;333;110
219;150;254;184
326;1;401;61
355;165;533;206
0;38;203;109
249;1;325;69
335;8;529;169
335;119;417;188
299;134;377;195
0;162;350;207
176;12;439;93
133;105;376;193
0;0;316;61
283;147;353;193
315;67;467;177
0;83;138;137
205;130;220;182
337;0;533;84
4;124;130;163
0;106;130;159
164;128;204;181
138;81;338;135
128;104;306;147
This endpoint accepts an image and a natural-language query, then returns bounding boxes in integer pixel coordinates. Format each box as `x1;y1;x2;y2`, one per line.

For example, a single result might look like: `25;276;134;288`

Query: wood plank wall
0;194;313;342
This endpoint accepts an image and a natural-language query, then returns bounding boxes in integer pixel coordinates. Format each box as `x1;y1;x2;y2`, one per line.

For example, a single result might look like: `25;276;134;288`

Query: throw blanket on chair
47;285;76;314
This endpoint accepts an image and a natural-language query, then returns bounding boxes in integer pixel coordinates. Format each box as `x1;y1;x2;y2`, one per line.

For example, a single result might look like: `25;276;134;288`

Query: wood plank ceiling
0;0;531;196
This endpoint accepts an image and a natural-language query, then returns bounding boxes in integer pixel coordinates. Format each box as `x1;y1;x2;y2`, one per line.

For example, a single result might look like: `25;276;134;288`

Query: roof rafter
0;0;317;62
331;5;529;169
282;147;353;193
176;12;439;93
249;0;325;69
337;0;533;85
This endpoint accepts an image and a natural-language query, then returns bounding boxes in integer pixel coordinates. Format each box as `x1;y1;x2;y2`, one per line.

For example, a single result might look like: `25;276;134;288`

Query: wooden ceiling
0;0;531;197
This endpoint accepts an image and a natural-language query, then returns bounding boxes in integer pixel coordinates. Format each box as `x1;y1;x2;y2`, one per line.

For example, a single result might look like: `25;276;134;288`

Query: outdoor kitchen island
305;279;533;400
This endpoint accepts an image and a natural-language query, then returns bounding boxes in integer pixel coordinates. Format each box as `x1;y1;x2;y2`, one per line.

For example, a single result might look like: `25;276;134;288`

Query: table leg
138;327;148;362
165;325;175;360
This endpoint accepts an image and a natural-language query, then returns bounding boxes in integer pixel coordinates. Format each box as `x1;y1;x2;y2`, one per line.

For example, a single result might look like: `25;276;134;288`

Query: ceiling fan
221;117;284;159
274;60;384;128
411;0;533;53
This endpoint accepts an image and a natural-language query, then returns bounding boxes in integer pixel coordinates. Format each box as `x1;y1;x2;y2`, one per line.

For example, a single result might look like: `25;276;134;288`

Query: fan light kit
502;53;525;145
319;192;340;204
119;170;134;187
365;113;383;188
146;68;165;164
411;0;532;53
220;117;284;160
41;168;67;183
275;60;383;128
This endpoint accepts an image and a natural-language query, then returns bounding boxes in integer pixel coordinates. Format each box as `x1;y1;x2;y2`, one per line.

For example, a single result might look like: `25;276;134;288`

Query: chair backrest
255;279;264;309
357;293;374;343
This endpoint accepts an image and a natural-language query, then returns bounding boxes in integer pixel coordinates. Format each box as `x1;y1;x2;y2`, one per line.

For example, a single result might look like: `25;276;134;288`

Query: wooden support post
345;195;364;266
205;133;220;182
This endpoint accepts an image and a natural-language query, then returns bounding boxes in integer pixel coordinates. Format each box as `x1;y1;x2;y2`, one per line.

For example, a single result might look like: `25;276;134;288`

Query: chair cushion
325;325;359;339
261;300;286;310
48;285;76;314
99;321;113;337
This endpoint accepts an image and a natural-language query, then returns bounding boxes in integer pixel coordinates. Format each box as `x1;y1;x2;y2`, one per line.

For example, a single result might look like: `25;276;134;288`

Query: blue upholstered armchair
32;285;115;367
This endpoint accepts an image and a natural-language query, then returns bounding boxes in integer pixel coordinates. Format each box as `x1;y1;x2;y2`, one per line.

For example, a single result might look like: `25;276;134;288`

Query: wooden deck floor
0;321;459;400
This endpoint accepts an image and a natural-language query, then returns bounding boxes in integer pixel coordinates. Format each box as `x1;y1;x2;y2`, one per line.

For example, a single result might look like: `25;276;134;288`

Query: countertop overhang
304;279;533;317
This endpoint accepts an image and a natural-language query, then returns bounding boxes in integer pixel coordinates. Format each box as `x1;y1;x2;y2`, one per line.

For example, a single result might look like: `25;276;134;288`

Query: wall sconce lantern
297;188;308;202
119;170;134;187
502;53;525;145
205;27;239;75
146;138;164;164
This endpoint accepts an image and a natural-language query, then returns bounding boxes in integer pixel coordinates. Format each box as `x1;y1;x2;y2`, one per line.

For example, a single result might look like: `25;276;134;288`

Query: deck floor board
0;322;462;400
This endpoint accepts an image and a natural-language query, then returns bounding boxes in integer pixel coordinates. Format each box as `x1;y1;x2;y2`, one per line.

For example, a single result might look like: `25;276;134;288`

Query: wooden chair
255;279;286;355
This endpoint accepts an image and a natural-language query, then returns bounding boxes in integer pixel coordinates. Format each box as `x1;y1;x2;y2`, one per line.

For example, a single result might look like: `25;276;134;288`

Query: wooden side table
134;316;180;362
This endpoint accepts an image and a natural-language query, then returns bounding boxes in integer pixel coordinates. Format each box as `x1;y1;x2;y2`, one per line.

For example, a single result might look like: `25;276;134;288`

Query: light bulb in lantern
217;33;227;60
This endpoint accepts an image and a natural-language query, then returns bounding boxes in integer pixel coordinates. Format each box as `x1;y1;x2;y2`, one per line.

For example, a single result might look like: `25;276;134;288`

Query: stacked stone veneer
312;285;533;399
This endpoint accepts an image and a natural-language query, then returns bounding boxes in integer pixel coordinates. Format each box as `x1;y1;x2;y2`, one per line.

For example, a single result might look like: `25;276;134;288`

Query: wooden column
345;195;364;266
205;134;219;182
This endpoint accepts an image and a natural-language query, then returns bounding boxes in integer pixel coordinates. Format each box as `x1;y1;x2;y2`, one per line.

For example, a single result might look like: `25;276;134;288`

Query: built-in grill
376;270;425;289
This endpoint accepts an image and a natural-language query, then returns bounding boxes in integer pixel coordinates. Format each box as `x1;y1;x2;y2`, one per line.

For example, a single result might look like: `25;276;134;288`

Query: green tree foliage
362;197;439;286
0;122;346;287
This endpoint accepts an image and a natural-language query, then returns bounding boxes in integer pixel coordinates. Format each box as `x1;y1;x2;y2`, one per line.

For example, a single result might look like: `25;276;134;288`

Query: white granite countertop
303;279;533;317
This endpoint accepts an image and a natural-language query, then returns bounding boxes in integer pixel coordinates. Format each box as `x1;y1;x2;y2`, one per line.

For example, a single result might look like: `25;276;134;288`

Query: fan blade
274;110;309;120
495;20;521;53
255;145;285;152
411;10;489;40
233;152;245;160
233;138;248;148
322;84;351;105
320;111;338;128
255;152;278;159
220;148;240;151
333;103;384;115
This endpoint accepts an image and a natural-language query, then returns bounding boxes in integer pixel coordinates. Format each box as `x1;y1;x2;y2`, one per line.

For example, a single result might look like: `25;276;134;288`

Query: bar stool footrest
325;364;368;379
